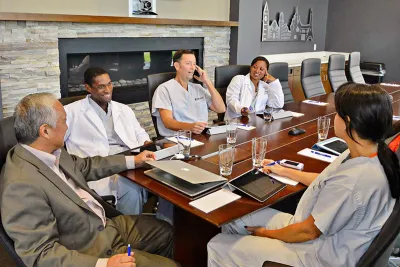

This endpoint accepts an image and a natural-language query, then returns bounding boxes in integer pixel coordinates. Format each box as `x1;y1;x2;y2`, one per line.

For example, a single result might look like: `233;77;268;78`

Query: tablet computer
315;137;348;156
228;170;286;202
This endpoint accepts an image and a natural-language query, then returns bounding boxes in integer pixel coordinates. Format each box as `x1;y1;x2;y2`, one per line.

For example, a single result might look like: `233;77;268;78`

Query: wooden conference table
120;84;400;267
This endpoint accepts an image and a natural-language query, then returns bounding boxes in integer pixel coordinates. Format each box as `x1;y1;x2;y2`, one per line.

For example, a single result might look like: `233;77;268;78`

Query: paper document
393;116;400;121
381;83;400;87
297;148;337;163
189;188;241;213
166;136;204;148
291;111;305;118
237;124;256;131
302;100;329;106
268;173;299;186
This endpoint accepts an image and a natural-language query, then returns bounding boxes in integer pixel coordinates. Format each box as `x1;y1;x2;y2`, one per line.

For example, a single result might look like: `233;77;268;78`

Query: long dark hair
335;82;400;198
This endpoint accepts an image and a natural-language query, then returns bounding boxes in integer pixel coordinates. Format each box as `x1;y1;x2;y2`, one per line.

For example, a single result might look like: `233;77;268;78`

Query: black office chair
328;54;348;92
268;62;294;103
214;65;250;121
262;198;400;267
58;95;86;106
147;72;176;137
348;52;366;84
300;58;326;99
0;116;27;267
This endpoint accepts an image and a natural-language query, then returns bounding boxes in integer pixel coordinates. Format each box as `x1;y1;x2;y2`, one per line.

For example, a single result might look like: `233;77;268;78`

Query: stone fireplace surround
0;19;231;137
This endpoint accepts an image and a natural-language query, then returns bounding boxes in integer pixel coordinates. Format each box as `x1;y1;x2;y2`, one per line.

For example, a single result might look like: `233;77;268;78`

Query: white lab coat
225;74;284;120
64;95;150;158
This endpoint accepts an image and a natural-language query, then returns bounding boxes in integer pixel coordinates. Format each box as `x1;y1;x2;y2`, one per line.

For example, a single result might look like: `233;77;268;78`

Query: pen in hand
127;244;131;256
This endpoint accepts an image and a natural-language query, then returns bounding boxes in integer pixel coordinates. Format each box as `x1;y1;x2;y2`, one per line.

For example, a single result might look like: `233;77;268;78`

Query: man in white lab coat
64;67;152;215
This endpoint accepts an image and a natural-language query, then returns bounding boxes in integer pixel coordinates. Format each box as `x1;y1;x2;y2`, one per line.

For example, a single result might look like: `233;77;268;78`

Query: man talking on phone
151;49;226;137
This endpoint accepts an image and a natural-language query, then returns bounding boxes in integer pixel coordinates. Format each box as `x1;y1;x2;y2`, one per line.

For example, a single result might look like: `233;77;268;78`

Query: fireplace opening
59;37;204;104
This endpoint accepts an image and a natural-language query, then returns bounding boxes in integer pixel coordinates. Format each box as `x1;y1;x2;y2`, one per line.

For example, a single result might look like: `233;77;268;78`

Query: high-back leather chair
300;58;326;99
147;72;176;137
328;54;348;92
214;65;250;121
59;95;86;106
0;116;27;267
348;52;365;84
268;62;294;103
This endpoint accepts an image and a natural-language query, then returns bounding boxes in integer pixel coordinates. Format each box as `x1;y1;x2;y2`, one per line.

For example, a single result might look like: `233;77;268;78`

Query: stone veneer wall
0;21;231;137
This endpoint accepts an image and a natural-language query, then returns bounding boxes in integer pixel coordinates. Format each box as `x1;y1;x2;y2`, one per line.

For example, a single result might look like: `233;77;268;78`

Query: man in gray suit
0;93;179;267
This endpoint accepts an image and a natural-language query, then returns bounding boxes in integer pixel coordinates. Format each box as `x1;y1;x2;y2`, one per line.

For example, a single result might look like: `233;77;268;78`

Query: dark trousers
111;215;180;267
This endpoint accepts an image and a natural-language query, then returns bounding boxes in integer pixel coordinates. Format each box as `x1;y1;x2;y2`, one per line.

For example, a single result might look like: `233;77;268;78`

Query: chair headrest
328;54;346;71
214;65;250;88
349;52;361;68
268;62;289;82
0;116;17;169
301;58;321;78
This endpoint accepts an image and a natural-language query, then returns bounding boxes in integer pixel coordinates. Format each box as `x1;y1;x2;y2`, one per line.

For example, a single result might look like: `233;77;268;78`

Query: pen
266;160;281;166
311;150;331;158
177;136;193;141
127;244;131;256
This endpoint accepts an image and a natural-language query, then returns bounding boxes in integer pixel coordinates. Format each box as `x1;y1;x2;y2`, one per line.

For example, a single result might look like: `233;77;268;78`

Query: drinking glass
317;116;331;141
219;144;235;176
252;137;267;168
176;130;191;157
225;119;238;146
263;106;274;123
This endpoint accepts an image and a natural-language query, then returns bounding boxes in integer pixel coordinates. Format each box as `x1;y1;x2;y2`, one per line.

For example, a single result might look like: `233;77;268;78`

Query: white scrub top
291;150;395;266
151;78;212;137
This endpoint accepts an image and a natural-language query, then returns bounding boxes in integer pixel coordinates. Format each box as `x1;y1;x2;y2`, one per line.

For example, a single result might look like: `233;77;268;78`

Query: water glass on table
252;137;267;168
263;106;274;123
219;144;235;176
226;119;238;146
176;130;191;157
317;116;331;141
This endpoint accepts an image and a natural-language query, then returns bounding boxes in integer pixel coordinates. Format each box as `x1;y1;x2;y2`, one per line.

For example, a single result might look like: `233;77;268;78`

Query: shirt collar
88;95;112;116
20;144;61;169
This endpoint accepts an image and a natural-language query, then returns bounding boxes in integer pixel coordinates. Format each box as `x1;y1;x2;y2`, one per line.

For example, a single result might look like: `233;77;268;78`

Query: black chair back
356;198;400;267
147;72;176;137
0;116;26;266
268;62;294;103
214;65;249;121
59;95;86;106
300;58;326;99
348;52;365;84
328;54;348;92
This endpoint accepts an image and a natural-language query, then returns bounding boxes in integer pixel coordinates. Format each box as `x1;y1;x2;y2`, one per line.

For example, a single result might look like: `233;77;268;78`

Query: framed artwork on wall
261;1;314;42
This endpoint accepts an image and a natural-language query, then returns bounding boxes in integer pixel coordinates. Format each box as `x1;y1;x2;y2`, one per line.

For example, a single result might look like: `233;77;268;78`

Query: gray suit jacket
0;144;128;267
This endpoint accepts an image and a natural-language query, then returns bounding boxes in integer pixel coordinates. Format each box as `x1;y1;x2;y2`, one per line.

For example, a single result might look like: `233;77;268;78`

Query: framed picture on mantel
129;0;157;18
261;1;314;42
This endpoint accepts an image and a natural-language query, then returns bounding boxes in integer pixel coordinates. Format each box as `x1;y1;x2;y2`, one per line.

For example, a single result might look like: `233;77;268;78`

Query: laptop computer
144;160;227;198
228;169;286;202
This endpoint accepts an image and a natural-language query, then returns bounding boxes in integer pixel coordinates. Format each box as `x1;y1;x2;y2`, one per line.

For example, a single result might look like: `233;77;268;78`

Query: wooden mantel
0;12;239;27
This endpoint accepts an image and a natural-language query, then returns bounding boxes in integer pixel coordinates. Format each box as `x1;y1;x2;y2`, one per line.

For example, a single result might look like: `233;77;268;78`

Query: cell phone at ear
279;159;304;170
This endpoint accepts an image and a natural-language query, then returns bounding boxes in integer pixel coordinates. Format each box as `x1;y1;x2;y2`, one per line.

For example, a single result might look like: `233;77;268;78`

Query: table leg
173;206;220;267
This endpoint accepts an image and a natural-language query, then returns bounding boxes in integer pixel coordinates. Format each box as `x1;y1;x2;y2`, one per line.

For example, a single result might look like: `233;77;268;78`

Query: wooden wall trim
0;12;239;27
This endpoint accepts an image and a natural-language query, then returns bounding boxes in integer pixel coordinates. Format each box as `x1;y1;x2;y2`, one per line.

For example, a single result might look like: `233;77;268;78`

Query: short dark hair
335;82;400;198
84;67;108;87
250;56;270;70
173;49;195;63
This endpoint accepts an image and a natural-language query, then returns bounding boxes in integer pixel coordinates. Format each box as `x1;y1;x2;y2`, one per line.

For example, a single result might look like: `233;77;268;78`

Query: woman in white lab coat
224;56;285;120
